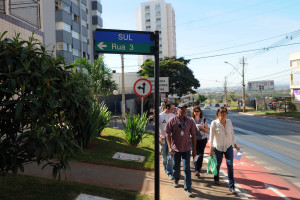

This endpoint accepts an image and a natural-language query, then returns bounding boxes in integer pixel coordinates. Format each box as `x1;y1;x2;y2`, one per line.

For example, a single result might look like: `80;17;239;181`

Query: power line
189;42;300;60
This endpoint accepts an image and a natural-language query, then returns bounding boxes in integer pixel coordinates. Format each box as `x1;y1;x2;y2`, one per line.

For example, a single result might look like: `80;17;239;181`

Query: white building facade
289;52;300;111
136;0;176;68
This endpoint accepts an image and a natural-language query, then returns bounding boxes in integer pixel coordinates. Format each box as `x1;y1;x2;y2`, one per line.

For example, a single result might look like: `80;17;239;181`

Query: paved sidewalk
21;152;241;200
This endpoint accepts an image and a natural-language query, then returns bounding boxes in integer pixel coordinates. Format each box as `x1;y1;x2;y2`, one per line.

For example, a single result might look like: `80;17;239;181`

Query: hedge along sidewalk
71;128;155;171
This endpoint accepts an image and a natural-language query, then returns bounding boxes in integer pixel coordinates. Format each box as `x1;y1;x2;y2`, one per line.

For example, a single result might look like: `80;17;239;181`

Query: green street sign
94;29;155;55
95;41;153;54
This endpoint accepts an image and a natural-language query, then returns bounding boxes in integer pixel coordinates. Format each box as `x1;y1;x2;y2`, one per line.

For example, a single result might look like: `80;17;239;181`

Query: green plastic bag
207;155;218;176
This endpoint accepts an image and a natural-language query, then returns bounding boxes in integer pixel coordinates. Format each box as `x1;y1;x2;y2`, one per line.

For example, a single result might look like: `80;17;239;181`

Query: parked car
215;103;220;107
204;104;211;109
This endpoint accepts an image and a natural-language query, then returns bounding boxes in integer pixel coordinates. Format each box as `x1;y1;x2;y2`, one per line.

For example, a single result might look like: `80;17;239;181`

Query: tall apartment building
55;0;103;63
0;0;55;50
289;52;300;111
136;0;176;67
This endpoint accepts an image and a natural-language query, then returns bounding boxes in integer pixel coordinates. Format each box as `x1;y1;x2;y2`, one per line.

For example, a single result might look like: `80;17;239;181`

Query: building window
72;30;80;39
82;35;87;43
156;18;161;22
55;1;70;13
92;10;101;17
146;19;150;23
146;25;151;29
56;22;71;32
80;3;85;10
291;59;300;68
156;11;161;16
73;48;79;56
145;5;150;11
72;13;80;23
145;13;150;18
156;24;161;29
71;0;79;5
155;4;160;10
56;42;72;52
81;19;87;27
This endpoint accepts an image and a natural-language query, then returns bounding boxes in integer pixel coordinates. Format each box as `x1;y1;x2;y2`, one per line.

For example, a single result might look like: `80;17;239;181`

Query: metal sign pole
154;30;160;200
141;97;144;116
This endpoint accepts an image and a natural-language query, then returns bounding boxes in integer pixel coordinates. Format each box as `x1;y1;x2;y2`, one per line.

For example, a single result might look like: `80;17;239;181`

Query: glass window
145;5;150;11
55;1;70;13
156;11;161;16
72;13;80;23
81;19;87;27
156;24;161;29
155;4;160;10
73;48;79;56
92;10;101;17
72;30;80;39
82;35;87;43
56;22;71;32
56;42;68;51
80;3;85;10
145;13;150;18
71;0;78;5
146;25;151;29
156;18;161;22
68;44;72;52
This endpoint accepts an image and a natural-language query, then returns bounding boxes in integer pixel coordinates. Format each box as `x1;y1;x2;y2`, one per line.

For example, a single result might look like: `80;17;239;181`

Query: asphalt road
202;107;300;189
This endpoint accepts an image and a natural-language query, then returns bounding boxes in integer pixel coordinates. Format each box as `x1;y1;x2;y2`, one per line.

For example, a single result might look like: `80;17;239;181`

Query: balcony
291;80;300;89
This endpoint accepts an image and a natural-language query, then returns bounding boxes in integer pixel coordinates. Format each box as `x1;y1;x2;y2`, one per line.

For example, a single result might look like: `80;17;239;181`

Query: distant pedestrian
191;106;209;178
209;107;240;194
159;102;166;113
159;104;175;180
165;103;197;198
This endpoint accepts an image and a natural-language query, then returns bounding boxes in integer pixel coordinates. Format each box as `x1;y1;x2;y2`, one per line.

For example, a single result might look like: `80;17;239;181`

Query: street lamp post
224;59;246;112
113;90;119;128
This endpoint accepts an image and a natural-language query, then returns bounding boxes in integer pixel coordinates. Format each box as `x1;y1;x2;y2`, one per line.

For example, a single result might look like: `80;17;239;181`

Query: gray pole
154;30;160;200
121;54;126;119
242;57;246;113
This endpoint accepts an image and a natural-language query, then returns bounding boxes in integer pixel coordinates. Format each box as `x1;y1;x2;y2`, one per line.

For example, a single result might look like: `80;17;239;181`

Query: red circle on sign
133;78;152;97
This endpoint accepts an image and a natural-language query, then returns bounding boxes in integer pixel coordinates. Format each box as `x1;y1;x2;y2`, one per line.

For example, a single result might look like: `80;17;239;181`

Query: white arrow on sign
264;183;291;200
97;42;107;50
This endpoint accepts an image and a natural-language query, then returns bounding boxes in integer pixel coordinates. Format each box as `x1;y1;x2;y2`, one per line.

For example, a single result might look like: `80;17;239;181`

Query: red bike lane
204;146;300;200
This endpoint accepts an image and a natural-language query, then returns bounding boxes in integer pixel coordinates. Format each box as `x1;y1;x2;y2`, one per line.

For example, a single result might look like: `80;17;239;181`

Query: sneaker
214;180;220;185
168;174;174;180
185;190;194;198
195;171;200;177
230;188;236;194
174;180;179;188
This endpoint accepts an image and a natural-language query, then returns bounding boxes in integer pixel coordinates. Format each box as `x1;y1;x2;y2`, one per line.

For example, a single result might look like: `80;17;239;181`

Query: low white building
289;52;300;111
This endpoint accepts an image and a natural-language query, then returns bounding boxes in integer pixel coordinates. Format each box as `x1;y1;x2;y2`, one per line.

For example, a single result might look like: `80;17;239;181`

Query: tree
194;94;207;105
72;56;118;98
0;32;87;177
138;57;200;97
229;92;235;101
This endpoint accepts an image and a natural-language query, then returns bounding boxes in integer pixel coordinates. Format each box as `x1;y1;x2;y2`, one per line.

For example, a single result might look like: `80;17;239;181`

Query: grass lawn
237;109;300;118
0;174;152;200
72;128;155;170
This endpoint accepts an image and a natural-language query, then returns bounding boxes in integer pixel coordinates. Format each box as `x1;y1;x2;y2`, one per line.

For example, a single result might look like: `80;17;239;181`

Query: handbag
207;155;218;176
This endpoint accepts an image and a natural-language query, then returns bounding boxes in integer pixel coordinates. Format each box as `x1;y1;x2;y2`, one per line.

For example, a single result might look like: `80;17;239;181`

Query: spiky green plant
121;113;149;147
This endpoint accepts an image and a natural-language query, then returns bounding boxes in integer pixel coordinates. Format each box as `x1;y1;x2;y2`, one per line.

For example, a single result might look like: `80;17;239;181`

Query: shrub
0;32;91;177
79;102;112;148
121;113;149;147
280;101;297;112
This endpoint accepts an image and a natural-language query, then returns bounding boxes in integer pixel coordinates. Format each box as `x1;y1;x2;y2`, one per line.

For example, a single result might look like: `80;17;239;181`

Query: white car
204;104;211;109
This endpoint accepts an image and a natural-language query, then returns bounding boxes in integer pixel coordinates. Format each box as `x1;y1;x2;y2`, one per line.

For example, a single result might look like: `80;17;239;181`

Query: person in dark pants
165;103;197;198
209;107;240;194
191;106;209;178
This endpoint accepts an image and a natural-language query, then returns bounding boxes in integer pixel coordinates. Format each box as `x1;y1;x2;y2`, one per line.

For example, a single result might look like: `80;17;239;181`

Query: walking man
159;103;175;179
165;103;197;198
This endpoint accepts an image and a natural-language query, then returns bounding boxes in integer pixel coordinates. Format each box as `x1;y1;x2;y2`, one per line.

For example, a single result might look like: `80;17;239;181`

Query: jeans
213;145;235;190
195;138;207;172
173;150;192;191
160;138;173;175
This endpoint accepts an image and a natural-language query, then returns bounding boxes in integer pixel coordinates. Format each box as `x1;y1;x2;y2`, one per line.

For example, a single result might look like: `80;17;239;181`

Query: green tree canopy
194;94;207;105
72;56;117;97
138;57;200;97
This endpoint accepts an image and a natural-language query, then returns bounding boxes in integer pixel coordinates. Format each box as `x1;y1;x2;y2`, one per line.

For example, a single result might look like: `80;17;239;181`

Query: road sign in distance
95;29;155;55
133;78;152;98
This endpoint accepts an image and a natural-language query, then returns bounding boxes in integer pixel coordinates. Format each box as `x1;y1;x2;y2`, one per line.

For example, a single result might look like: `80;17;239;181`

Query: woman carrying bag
209;107;240;194
191;106;209;178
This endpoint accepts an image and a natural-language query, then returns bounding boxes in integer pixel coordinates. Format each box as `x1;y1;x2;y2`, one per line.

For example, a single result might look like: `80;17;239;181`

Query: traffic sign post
94;29;160;200
95;29;155;55
133;78;152;116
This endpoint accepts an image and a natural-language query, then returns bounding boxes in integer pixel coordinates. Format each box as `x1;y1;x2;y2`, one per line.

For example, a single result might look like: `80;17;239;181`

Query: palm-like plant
122;113;149;147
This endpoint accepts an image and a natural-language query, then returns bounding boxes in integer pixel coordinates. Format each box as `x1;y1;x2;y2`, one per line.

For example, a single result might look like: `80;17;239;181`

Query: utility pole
121;54;126;119
241;57;246;113
224;76;228;106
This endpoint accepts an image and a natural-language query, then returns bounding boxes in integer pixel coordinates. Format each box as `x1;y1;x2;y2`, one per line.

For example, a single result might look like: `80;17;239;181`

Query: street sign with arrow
133;78;152;98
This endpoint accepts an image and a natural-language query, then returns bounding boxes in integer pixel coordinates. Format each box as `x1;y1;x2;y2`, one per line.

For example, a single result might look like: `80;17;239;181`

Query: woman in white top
209;107;240;194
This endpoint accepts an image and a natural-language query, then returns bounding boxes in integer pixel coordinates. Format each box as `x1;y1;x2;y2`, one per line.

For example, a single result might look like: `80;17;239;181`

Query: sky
100;0;300;90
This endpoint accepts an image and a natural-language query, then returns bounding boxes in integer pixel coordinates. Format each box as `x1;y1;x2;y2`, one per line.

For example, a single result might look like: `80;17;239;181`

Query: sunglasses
221;111;228;114
194;110;200;113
